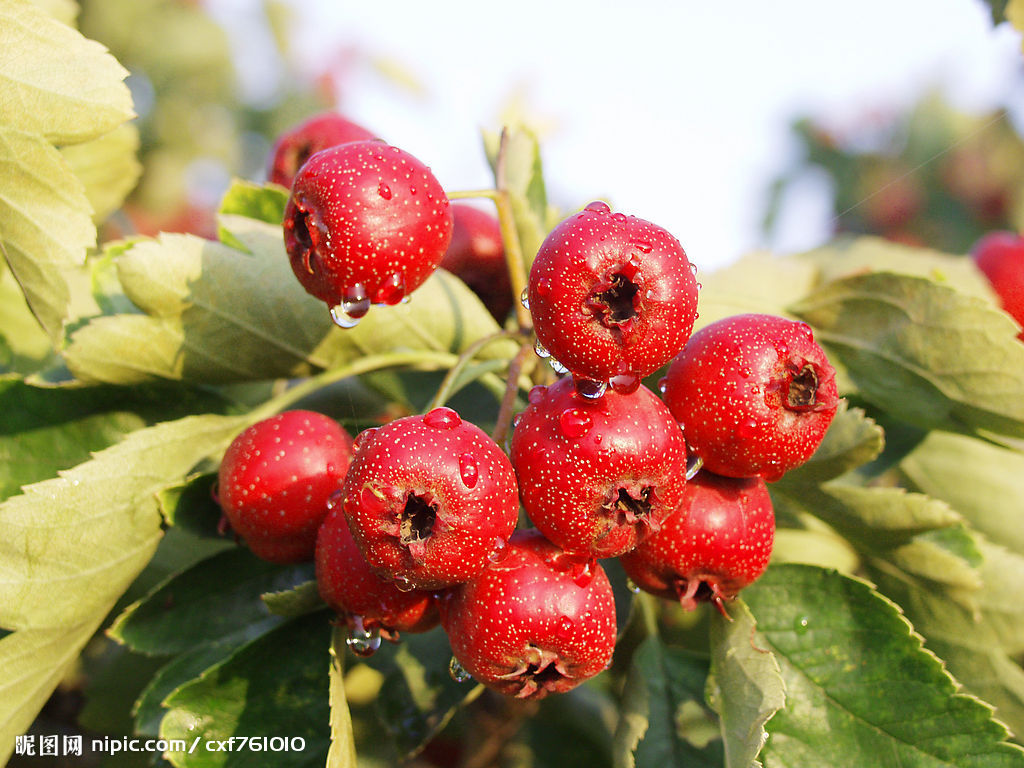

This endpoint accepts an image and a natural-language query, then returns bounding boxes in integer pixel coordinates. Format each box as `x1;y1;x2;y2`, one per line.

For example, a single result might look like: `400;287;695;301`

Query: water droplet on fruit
331;284;371;328
346;617;381;657
737;418;759;439
353;427;378;452
610;212;627;225
585;200;610;215
575;378;607;400
571;559;596;588
559;408;593;439
685;455;704;481
555;616;574;641
633;240;653;254
534;339;551;359
689;262;698;276
458;453;479;488
423;406;461;430
549;358;569;375
488;536;509;563
375;272;406;305
528;385;548;404
377;182;392;200
449;656;473;683
658;377;668;394
609;372;641;395
520;288;531;310
535;277;553;297
326;488;343;510
329;304;362;328
394;575;416;592
795;616;810;634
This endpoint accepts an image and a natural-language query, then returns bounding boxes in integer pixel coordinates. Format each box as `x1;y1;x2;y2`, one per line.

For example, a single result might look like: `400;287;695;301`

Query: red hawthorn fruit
526;201;699;391
619;470;774;613
216;410;354;563
315;502;439;638
440;529;617;700
341;407;519;590
972;231;1024;340
282;140;454;322
663;313;839;482
439;202;513;323
267;111;377;188
510;377;688;559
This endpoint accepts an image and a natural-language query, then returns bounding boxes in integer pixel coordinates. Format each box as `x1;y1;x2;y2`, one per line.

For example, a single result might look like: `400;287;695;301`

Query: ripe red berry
527;201;699;390
510;378;688;559
282;140;454;324
440;529;617;700
439;202;513;322
619;471;774;613
341;407;519;590
663;313;838;482
217;410;354;564
315;502;439;638
267;111;377;188
972;231;1024;340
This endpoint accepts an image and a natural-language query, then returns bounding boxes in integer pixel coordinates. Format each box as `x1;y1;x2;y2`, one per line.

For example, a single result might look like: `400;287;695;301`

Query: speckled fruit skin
510;378;688;559
440;529;617;700
663;313;838;482
315;503;439;637
972;231;1024;340
283;140;454;311
527;201;699;387
217;410;354;564
439;202;512;322
619;471;774;612
341;407;519;590
267;111;377;188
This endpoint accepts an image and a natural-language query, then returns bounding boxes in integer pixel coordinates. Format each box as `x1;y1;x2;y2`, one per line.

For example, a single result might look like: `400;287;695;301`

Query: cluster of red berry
215;112;840;701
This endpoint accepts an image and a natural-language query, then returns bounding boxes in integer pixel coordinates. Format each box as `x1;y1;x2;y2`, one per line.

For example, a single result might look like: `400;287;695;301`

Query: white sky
212;0;1024;271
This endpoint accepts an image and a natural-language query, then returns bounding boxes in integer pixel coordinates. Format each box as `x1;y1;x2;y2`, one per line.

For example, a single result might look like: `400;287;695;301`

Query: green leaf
327;630;357;768
0;265;54;374
0;0;134;145
774;401;884;485
160;612;332;768
613;637;723;768
0;411;246;631
61;122;142;222
29;0;78;26
262;580;324;618
0;125;95;341
694;250;821;331
135;627;282;737
744;564;1024;767
790;271;1024;438
0;620;101;767
707;600;786;768
376;629;483;759
64;220;514;385
110;548;311;655
798;236;996;302
483;124;553;268
217;179;289;245
528;686;617;768
900;430;1024;555
0;376;144;500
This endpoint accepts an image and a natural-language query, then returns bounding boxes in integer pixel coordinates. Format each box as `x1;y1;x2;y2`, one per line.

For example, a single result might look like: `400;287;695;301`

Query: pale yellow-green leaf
0;263;54;372
64;218;515;385
27;0;77;25
327;631;358;768
61;122;142;222
0;0;134;145
0;413;246;630
0;620;100;766
0;125;95;341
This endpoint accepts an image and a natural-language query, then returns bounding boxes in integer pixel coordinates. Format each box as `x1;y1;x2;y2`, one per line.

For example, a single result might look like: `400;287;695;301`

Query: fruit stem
448;131;533;336
424;329;529;413
491;340;535;447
